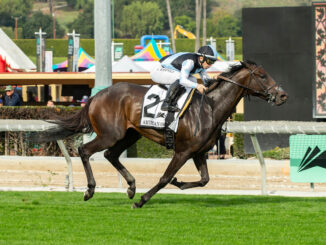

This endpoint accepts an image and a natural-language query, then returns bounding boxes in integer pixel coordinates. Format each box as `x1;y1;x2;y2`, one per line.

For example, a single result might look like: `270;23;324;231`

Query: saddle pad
140;85;194;132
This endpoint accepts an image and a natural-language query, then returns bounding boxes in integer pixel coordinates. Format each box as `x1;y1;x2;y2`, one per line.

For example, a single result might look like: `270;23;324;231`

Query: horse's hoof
84;190;94;201
170;177;178;185
127;187;136;199
132;202;141;209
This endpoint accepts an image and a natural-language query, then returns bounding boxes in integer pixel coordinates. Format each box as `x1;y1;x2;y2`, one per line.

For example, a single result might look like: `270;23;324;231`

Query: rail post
57;139;74;192
250;134;267;195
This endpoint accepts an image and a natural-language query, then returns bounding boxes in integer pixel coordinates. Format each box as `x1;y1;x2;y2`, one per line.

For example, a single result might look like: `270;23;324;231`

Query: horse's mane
206;60;257;91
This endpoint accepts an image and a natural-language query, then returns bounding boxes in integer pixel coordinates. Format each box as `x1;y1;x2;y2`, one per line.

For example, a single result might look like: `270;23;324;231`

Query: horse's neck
208;73;248;124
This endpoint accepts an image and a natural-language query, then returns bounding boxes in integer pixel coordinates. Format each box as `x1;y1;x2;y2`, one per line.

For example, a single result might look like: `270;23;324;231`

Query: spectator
47;100;55;107
0;98;3;107
4;85;21;106
216;133;227;159
27;91;36;102
80;95;88;107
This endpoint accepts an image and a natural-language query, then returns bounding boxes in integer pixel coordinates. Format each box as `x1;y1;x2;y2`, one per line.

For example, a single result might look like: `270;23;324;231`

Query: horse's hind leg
104;129;141;199
79;136;115;201
133;152;189;208
170;152;209;190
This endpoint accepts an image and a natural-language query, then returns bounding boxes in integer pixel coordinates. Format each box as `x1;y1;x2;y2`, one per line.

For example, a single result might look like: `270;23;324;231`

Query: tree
65;0;91;9
114;0;209;38
174;15;195;34
120;1;163;38
202;0;207;45
65;0;76;7
195;0;202;51
22;11;65;38
67;1;94;38
0;0;33;17
0;0;33;27
216;15;241;37
75;0;91;9
206;9;241;37
166;0;176;53
174;15;196;33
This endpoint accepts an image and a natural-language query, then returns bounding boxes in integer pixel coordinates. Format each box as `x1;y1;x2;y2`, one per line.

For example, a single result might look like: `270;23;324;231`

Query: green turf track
0;191;326;244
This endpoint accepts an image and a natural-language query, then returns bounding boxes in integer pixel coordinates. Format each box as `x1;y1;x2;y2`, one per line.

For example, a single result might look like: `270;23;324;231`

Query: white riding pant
150;66;197;87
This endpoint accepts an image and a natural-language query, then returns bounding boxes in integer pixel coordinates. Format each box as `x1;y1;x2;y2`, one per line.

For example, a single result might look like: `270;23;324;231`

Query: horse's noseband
248;66;279;103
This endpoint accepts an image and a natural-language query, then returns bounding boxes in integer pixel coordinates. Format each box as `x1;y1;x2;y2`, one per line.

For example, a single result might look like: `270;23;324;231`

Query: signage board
290;134;326;182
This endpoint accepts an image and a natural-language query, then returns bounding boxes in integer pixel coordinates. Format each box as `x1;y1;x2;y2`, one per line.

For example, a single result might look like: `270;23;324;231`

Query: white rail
223;121;326;134
2;120;326;195
223;121;326;195
0;120;74;191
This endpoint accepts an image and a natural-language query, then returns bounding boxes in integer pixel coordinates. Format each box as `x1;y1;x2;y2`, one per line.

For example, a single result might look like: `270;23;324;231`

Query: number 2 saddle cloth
140;85;195;132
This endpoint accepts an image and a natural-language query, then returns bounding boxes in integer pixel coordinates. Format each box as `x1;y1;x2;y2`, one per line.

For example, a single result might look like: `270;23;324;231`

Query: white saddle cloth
140;85;192;132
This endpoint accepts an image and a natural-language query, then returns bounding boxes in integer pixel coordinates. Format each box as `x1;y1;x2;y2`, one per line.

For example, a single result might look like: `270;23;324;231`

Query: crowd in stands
0;85;89;108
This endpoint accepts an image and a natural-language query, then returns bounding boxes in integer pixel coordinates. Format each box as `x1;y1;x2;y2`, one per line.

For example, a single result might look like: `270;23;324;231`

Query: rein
193;90;205;136
207;66;278;103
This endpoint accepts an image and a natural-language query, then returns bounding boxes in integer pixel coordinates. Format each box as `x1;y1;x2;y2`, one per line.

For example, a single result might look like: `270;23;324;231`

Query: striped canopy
131;39;168;61
52;47;95;71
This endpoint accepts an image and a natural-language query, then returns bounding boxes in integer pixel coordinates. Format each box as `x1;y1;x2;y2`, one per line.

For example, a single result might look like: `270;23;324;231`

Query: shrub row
14;37;243;58
0;106;245;158
0;106;174;157
232;113;245;158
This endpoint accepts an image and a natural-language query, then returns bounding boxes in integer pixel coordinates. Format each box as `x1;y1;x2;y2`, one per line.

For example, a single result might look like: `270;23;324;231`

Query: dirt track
1;156;326;193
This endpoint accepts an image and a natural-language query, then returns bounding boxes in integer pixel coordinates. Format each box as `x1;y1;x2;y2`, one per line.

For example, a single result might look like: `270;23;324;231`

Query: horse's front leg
170;152;209;190
133;152;189;208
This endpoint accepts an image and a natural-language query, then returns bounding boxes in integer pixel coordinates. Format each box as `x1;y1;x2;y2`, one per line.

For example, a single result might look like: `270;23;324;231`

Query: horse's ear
241;61;248;68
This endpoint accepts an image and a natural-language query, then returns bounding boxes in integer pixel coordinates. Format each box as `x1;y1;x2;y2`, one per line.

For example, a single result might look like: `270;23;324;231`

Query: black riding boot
161;80;181;112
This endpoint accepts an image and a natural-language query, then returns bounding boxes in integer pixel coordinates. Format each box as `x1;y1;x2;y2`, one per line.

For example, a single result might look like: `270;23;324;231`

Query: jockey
150;45;219;112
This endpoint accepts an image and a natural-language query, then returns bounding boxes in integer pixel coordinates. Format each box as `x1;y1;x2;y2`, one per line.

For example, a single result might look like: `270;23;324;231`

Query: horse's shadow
148;194;326;207
94;192;326;208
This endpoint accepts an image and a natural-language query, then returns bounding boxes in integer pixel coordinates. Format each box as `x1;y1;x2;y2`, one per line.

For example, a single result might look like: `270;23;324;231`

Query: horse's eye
260;74;267;79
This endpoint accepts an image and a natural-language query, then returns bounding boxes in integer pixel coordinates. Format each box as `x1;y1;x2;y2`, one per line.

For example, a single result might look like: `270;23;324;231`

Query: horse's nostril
280;94;288;101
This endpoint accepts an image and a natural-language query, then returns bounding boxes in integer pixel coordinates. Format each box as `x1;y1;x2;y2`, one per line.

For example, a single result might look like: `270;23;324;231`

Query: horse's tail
32;97;94;143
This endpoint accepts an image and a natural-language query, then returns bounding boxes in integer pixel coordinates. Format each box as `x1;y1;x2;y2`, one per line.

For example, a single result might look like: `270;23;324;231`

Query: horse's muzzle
271;86;288;106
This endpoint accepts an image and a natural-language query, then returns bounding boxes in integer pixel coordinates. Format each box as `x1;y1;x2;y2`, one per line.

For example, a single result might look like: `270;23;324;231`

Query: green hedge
14;37;243;58
0;107;288;159
232;113;245;158
0;106;173;158
230;113;290;160
128;137;173;158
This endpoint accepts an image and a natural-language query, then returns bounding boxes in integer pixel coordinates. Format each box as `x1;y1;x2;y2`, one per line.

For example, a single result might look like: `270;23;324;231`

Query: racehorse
35;61;288;208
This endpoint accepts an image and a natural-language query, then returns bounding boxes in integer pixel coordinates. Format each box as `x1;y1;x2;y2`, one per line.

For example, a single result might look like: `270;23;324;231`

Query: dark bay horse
36;61;288;208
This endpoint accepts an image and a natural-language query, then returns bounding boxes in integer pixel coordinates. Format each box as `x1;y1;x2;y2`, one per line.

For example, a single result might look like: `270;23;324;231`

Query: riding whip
193;90;205;136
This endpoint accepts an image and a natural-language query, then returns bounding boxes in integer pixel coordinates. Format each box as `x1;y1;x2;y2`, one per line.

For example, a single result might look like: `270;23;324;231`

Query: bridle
212;65;279;103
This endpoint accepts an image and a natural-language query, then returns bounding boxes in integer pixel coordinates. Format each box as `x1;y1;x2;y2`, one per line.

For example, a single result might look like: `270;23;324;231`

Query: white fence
2;120;326;195
0;120;74;191
223;121;326;194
